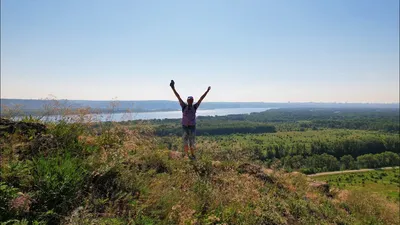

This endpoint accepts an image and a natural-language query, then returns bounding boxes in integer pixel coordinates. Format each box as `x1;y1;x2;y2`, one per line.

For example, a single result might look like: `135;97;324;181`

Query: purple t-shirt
181;103;199;126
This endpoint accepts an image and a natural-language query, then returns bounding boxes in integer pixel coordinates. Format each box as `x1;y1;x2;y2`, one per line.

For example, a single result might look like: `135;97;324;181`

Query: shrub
46;120;85;155
0;182;19;221
31;155;88;223
1;160;34;189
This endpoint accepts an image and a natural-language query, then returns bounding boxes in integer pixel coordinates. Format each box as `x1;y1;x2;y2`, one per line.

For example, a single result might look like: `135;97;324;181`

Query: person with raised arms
170;80;211;160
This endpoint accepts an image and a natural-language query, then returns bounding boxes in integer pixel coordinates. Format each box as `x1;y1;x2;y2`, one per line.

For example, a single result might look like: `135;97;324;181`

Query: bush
300;168;315;175
47;120;84;155
0;182;19;221
31;155;88;223
95;125;127;149
0;160;34;189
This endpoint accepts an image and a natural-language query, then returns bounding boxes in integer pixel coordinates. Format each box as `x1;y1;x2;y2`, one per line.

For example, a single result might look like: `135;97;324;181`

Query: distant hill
1;99;398;115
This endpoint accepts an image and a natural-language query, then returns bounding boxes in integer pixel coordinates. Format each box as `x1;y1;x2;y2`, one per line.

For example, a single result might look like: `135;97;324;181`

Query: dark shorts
182;125;196;147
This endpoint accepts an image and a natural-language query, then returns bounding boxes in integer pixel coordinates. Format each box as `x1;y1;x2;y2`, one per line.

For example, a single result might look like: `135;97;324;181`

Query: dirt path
308;167;399;177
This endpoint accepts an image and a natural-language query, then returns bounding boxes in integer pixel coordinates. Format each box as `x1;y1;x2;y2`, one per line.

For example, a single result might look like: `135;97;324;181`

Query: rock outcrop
309;181;330;194
237;163;274;183
0;118;46;137
1;118;58;159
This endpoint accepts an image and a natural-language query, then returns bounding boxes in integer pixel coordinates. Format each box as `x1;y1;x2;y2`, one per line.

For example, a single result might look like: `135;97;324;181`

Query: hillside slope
1;118;399;225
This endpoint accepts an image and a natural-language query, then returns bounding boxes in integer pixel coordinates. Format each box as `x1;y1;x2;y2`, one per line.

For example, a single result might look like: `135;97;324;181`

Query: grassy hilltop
1;108;399;225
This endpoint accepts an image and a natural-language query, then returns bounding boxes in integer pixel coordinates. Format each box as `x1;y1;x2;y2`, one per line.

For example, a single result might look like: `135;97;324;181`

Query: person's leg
182;126;190;158
189;126;196;158
184;144;190;157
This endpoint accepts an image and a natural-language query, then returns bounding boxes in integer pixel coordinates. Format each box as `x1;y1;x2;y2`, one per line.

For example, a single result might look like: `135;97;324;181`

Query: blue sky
1;0;399;103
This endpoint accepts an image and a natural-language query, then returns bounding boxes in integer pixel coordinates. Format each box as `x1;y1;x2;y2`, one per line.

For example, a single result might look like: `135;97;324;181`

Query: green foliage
146;108;400;173
31;155;88;223
155;121;276;136
138;151;171;174
181;129;399;173
344;191;400;225
1;219;46;225
149;108;399;136
304;153;340;173
316;169;400;202
95;125;127;149
243;108;399;133
0;182;19;221
357;152;400;169
1;160;34;189
191;157;214;179
47;120;84;154
1;108;399;224
340;155;357;170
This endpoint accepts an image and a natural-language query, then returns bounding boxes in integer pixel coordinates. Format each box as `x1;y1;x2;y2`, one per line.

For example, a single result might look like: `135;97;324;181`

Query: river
39;108;271;122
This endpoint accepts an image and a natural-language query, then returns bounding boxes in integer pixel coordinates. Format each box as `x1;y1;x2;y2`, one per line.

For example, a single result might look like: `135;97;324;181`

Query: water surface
40;108;271;122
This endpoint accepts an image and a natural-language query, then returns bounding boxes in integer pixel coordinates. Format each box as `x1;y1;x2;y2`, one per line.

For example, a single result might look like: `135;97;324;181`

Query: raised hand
207;86;211;91
170;80;175;88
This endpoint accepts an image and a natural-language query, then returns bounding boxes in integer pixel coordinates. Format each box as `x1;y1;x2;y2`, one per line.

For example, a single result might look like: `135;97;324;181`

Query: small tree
340;155;356;170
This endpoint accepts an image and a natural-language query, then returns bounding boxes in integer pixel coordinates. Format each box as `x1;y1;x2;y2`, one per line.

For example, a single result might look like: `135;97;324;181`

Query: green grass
315;169;400;202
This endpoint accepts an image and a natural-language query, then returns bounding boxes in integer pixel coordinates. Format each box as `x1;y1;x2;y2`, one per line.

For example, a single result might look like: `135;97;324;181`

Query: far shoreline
7;107;273;121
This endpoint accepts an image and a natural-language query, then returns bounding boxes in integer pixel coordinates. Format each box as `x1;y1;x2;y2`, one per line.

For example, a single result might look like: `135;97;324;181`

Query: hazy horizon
1;97;399;105
1;0;399;103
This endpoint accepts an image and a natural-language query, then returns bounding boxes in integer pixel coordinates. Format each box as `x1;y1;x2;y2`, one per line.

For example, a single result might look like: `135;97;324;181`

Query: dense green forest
159;130;399;174
122;108;399;135
142;108;400;174
154;121;277;136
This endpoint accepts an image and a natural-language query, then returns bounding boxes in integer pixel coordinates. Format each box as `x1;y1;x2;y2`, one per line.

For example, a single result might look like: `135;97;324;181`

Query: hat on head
187;96;193;100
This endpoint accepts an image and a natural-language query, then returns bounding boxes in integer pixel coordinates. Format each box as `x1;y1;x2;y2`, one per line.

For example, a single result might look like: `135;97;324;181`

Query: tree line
133;108;399;135
280;151;400;174
198;130;399;173
154;121;276;136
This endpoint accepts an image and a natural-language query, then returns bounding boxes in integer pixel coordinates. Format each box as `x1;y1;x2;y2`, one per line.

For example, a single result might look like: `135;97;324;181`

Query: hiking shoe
190;155;197;161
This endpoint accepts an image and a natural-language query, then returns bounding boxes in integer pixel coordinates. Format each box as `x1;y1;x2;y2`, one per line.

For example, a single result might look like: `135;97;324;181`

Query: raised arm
196;86;211;106
170;80;185;106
